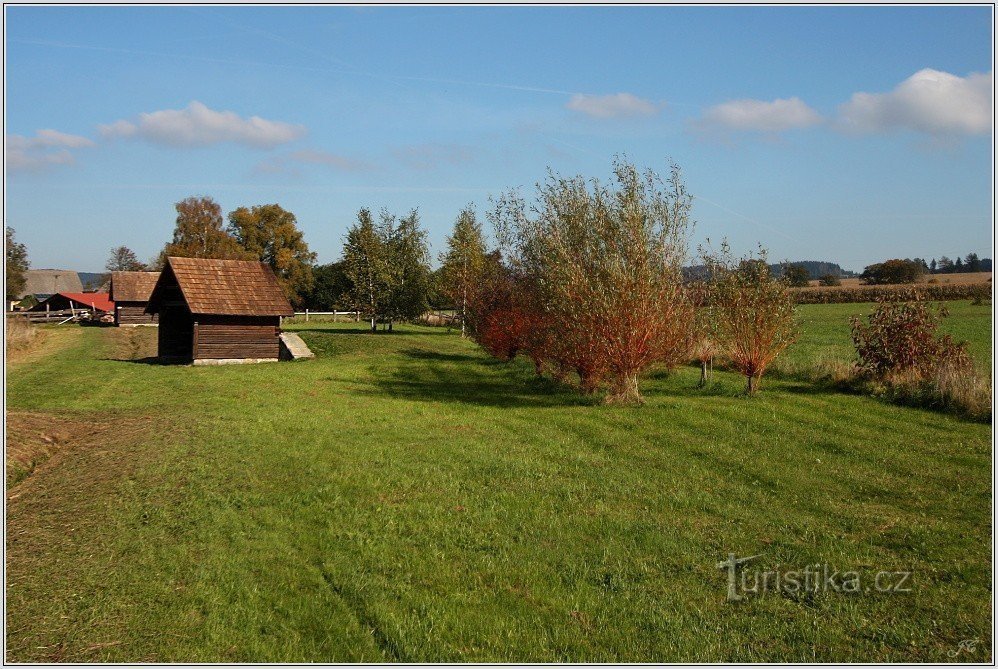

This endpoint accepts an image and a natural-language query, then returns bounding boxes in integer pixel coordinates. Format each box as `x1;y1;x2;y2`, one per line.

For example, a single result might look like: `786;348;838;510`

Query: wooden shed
109;271;160;326
145;257;294;363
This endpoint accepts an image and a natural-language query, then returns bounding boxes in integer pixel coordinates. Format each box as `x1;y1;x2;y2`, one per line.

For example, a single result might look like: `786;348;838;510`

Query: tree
781;263;810;287
342;208;387;332
488;158;696;404
162;196;248;262
302;261;351;311
6;227;29;300
930;258;937;273
937;256;954;274
860;259;925;285
105;246;146;272
703;243;798;394
965;253;983;273
818;273;842;286
227;203;317;307
380;209;431;330
954;256;964;271
439;205;487;336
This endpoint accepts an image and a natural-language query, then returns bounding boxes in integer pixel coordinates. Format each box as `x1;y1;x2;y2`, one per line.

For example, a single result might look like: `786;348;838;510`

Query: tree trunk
388;321;393;333
605;372;643;405
699;360;708;388
746;374;759;395
370;317;376;332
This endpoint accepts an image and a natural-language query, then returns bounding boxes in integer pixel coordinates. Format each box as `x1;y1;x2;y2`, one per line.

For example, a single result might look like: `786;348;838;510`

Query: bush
849;290;971;379
818;274;841;287
781;264;811;287
5;315;37;353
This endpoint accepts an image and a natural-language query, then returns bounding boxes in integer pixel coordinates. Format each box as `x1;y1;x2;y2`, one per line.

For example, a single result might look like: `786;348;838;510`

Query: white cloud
837;69;992;137
252;148;370;176
6;129;95;172
100;101;305;148
566;93;660;119
696;97;823;135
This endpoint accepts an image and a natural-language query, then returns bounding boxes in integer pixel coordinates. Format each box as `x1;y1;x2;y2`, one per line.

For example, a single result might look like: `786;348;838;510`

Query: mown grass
4;304;992;662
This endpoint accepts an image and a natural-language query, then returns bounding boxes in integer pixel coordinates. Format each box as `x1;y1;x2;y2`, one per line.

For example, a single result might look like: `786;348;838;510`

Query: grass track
5;303;992;662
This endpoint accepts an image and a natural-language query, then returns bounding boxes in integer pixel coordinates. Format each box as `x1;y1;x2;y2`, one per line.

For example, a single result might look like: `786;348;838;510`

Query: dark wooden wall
116;302;158;325
193;315;281;360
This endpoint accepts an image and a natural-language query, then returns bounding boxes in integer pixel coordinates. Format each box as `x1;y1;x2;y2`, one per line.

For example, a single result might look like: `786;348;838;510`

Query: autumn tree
342;208;387;332
379;209;431;330
490;158;696;404
6;227;29;300
703;243;798;394
105;246;146;272
227;203;317;307
439;206;487;336
161;196;248;262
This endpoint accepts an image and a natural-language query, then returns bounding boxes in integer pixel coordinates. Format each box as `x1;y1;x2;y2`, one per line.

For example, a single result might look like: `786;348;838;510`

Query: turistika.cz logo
716;553;913;602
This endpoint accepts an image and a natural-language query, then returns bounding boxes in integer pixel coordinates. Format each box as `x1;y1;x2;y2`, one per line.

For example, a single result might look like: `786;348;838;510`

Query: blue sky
5;5;993;272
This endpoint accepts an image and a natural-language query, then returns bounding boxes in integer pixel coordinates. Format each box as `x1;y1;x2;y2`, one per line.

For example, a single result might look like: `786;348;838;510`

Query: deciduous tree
162;196;248;262
703;243;798;394
6;227;29;300
105;246;146;272
489;158;696;404
380;209;431;331
439;206;487;336
227;203;317;307
342;208;387;332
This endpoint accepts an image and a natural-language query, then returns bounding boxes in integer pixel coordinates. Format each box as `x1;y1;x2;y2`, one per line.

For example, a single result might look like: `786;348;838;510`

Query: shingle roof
109;271;160;303
21;269;83;298
157;257;294;317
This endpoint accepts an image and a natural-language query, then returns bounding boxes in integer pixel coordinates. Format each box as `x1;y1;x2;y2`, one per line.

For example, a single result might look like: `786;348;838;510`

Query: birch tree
439;206;487;336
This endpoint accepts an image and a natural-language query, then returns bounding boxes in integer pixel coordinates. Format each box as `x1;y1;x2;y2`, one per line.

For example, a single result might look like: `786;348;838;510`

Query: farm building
109;271;160;326
145;257;295;364
20;269;84;300
29;292;114;319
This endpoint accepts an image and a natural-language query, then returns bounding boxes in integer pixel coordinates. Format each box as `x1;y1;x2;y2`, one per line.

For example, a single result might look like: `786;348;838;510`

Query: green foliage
162;196;249;262
781;263;810;287
105;246;146;272
6;227;29;299
342;208;388;330
302;261;351;311
380;209;431;327
860;258;925;285
439;205;487;334
227;203;317;308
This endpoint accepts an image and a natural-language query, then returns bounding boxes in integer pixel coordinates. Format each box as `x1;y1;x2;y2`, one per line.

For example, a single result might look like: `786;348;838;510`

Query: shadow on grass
361;350;596;409
104;356;188;365
288;326;446;336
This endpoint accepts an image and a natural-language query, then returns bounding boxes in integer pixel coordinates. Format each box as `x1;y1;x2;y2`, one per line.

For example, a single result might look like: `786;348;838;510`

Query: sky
4;5;994;273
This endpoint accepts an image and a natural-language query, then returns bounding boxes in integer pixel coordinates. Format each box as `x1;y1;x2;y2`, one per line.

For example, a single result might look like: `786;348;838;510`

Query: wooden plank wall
116;302;158;325
193;316;281;359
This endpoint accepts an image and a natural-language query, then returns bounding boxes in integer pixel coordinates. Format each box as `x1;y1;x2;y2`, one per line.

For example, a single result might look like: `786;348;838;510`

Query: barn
29;292;114;320
109;271;160;326
145;257;294;364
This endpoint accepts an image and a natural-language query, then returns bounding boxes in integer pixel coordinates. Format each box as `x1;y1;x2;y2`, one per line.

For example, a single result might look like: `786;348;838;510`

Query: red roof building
29;292;114;314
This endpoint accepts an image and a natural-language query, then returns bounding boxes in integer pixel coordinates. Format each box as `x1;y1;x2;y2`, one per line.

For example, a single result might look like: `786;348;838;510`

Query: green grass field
5;302;992;662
